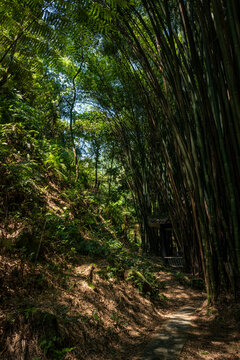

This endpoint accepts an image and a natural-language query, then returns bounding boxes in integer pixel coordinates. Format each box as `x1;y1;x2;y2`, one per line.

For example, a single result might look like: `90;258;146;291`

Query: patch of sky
75;101;93;113
110;79;122;88
129;60;139;71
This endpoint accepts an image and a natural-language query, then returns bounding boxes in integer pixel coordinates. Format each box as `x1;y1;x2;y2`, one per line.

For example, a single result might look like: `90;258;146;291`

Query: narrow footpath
139;305;201;360
127;269;239;360
123;269;205;360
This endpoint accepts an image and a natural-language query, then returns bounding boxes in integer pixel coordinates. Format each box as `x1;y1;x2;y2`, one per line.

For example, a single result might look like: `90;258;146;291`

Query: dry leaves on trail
179;299;240;360
0;254;239;360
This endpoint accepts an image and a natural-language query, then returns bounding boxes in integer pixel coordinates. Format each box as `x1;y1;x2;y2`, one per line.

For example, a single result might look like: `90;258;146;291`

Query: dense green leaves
0;0;239;302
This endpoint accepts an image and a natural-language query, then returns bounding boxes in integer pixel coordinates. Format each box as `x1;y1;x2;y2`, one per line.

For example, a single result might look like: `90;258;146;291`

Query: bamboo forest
0;1;240;359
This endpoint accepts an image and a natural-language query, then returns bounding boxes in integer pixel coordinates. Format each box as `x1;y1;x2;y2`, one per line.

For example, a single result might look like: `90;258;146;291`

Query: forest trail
127;271;205;360
0;254;239;359
120;270;240;360
0;254;202;359
131;272;240;360
139;305;200;359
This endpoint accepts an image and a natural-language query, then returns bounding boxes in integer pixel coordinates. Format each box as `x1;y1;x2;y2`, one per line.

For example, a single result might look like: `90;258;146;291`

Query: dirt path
179;300;240;360
0;255;239;359
138;305;200;359
121;270;205;360
121;271;240;360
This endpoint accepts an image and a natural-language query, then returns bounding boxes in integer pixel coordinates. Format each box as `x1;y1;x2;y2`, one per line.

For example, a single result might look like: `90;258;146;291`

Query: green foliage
18;306;72;359
110;311;127;328
77;240;108;257
96;249;164;299
175;272;205;290
175;272;188;285
125;268;159;297
23;306;38;320
0;118;127;260
39;336;75;360
54;347;76;359
0;0;139;268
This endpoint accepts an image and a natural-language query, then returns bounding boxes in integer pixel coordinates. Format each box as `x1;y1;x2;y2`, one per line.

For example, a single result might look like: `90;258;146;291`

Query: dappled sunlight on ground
179;299;240;360
0;254;165;359
0;253;239;359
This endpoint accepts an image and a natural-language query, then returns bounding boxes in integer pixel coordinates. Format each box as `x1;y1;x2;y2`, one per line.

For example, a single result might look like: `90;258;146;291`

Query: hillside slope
0;251;205;360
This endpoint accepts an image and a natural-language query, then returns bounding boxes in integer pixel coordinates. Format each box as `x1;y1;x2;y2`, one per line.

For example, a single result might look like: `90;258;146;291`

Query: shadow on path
139;305;201;360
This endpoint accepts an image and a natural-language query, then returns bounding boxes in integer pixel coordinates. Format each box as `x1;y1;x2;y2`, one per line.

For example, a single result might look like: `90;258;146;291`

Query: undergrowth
0;123;167;359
